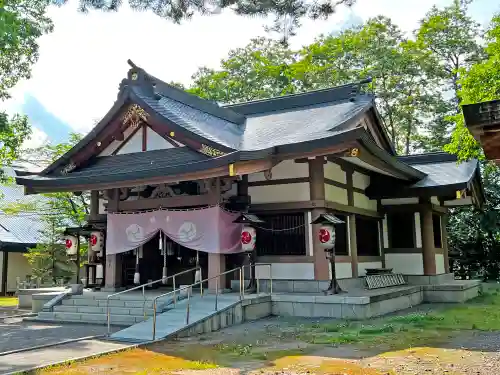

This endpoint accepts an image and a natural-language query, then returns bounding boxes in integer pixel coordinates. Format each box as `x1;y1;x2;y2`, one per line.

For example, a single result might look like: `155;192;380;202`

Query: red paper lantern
90;231;104;256
64;235;78;255
318;225;335;249
241;225;256;251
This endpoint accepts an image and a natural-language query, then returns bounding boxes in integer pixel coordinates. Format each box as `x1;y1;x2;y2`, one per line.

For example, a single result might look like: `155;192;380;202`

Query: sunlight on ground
254;355;394;375
37;291;500;374
40;348;218;374
0;297;18;307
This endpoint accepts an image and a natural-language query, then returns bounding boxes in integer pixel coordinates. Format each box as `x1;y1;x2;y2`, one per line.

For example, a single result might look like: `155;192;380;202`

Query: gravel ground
0;318;120;353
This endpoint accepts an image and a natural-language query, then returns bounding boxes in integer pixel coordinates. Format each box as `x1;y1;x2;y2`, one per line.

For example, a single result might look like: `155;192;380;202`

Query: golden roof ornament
122;104;149;128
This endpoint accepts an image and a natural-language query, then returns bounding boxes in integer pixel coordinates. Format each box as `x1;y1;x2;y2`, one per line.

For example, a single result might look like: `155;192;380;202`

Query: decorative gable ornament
90;231;104;256
64;235;78;256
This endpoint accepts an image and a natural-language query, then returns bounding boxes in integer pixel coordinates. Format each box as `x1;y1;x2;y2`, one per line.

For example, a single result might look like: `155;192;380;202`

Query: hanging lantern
241;225;256;252
64;235;78;256
318;224;335;250
90;231;104;256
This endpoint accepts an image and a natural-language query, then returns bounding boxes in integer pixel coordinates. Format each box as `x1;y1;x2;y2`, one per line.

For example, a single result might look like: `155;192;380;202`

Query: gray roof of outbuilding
0;168;49;245
398;153;478;189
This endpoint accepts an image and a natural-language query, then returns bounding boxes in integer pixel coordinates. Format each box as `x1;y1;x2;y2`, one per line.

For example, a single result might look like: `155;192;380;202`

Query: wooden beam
117;193;219;211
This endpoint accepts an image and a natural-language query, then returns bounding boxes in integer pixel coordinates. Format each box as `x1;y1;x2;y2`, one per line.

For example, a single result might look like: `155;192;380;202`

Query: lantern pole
325;247;343;295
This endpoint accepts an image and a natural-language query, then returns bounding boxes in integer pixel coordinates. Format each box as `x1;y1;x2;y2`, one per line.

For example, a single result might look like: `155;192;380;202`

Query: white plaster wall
324;162;346;183
116;130;143;155
353;192;377;211
98;126;136;157
381;197;419;205
255;263;314;280
414;212;422;248
353;171;370;190
306;211;314;256
385;253;424;275
358;261;383;276
147;127;178;151
7;253;33;292
435;254;445;274
325;185;348;204
248;160;308;182
249;183;310;204
331;262;353;279
382;215;389;248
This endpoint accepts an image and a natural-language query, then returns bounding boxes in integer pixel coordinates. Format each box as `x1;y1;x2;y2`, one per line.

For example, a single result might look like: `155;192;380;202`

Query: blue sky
3;0;499;150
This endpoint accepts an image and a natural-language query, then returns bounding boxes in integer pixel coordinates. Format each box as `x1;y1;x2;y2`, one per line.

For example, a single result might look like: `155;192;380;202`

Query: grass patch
0;297;18;307
298;292;500;350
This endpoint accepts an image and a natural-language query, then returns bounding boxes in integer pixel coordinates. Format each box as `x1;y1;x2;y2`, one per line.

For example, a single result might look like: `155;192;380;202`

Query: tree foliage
0;0;53;100
2;133;88;283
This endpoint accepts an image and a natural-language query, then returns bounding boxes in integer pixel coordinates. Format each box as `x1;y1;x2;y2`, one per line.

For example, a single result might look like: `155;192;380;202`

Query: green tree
188;38;300;103
444;14;500;162
0;113;32;181
0;0;53;99
415;0;484;151
2;133;89;283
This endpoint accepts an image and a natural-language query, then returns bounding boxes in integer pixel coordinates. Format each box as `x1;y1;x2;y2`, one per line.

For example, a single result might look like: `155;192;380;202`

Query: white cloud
3;0;498;136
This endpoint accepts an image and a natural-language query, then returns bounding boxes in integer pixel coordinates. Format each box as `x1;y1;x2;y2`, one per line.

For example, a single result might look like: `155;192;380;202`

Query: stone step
61;297;174;309
37;311;142;326
53;305;157;317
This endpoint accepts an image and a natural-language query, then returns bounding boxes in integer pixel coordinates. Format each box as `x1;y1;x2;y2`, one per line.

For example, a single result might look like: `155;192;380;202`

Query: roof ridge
125;60;246;125
397;152;458;165
223;79;373;116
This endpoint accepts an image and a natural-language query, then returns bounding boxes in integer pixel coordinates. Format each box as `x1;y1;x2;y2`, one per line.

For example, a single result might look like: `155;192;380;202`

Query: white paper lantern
318;224;335;250
90;231;104;255
64;235;78;256
241;225;256;252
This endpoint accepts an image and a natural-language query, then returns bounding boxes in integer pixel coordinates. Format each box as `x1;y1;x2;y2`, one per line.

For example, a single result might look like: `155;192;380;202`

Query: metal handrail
106;266;200;335
151;263;273;340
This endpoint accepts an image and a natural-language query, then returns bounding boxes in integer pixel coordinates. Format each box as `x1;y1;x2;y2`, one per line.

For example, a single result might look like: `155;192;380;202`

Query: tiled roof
398;153;477;189
0;168;49;245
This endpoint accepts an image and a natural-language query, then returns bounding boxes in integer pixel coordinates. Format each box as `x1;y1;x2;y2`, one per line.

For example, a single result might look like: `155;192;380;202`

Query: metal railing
151;263;272;340
106;266;200;335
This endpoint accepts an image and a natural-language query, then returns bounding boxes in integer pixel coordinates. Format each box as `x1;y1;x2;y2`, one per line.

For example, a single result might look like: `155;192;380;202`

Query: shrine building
14;61;484;292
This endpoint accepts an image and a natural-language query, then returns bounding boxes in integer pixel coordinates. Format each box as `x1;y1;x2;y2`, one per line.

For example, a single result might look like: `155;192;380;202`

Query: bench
364;268;407;289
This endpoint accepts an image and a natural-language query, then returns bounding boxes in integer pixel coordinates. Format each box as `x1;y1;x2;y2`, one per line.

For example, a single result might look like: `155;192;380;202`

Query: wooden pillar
208;253;225;292
308;156;329;280
104;254;122;291
90;190;99;220
1;251;8;296
441;214;450;273
348;214;358;278
421;204;437;275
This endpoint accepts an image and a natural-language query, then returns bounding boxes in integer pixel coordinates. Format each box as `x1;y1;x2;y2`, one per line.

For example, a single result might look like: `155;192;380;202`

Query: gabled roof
13;61;479;197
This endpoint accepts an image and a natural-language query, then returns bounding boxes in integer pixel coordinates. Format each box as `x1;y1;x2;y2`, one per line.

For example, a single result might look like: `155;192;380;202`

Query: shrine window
334;214;348;256
356;216;380;256
433;214;443;248
255;213;306;256
387;212;415;248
